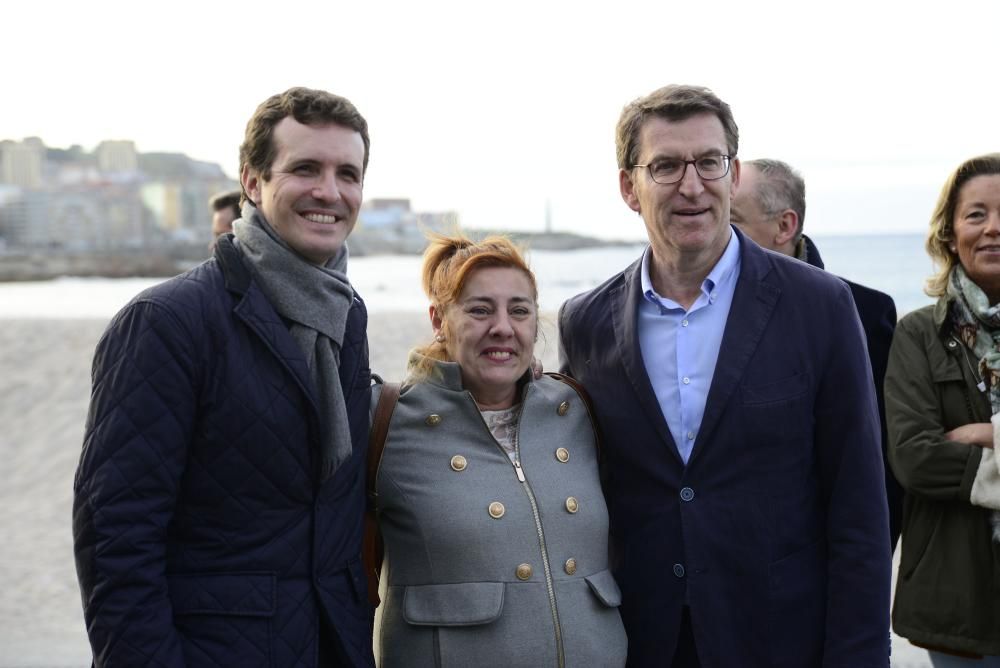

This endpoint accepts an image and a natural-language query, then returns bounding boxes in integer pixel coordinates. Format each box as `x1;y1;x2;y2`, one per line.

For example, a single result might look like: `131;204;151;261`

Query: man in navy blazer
558;85;890;667
731;158;901;550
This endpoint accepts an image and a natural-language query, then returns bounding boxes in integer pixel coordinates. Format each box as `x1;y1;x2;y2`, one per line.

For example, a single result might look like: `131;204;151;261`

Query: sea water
0;233;935;319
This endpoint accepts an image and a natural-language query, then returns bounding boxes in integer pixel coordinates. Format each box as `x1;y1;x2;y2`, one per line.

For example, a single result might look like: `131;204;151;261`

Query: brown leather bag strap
544;372;601;458
363;381;400;607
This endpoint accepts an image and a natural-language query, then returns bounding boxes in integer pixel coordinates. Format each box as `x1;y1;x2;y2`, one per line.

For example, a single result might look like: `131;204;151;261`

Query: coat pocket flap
167;572;276;617
585;569;622;607
402;582;504;626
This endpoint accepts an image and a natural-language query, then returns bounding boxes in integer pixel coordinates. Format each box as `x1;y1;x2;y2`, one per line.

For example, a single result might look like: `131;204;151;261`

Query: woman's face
433;266;537;409
954;174;1000;302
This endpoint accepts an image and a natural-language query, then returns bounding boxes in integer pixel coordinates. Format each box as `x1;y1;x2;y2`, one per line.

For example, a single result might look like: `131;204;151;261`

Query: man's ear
775;209;799;247
241;164;261;206
619;168;641;214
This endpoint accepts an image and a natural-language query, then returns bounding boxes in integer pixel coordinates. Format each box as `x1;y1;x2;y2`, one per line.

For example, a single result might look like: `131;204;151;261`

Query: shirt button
681;319;689;327
682;377;690;385
673;563;686;578
686;431;695;440
680;487;695;502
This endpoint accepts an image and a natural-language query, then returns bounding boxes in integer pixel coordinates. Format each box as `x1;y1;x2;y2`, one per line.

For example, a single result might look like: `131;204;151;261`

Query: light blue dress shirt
638;231;741;464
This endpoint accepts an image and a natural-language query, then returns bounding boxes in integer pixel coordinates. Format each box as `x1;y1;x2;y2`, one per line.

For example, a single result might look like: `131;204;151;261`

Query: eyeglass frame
632;155;733;185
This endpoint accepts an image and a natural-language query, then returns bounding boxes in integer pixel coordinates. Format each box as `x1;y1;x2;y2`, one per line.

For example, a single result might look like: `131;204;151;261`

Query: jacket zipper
471;386;565;668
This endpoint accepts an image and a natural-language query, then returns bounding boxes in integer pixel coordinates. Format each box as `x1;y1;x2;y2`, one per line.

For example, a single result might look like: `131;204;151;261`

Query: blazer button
679;487;695;502
450;455;467;472
564;558;577;575
673;563;686;578
516;563;533;580
555;447;570;463
488;502;506;519
557;401;570;416
565;497;579;513
425;414;442;426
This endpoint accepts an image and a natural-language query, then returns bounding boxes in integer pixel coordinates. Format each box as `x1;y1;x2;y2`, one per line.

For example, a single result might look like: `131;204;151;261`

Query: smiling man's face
620;112;740;268
241;117;364;265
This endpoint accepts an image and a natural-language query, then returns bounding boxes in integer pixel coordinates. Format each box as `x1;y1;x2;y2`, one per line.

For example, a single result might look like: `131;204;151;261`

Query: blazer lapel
691;231;780;462
611;258;682;463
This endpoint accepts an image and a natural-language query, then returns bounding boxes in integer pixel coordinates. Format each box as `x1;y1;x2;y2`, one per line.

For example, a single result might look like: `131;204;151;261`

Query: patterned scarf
233;203;355;481
947;266;1000;541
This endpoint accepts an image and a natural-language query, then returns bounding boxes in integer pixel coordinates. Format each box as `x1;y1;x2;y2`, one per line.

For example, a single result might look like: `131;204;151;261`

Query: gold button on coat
565;496;579;513
488;502;506;519
516;563;533;580
557;401;570;416
425;414;442;426
450;455;467;472
564;558;577;575
555;447;570;463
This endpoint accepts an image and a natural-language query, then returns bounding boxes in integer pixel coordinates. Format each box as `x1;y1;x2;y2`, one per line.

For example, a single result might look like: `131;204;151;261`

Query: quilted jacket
73;235;374;667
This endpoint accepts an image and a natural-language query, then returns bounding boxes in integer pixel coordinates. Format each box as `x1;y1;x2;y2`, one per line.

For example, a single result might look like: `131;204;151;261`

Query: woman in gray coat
373;234;626;667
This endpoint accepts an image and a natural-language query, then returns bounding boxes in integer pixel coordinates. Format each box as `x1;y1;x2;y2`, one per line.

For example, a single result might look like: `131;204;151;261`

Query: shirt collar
640;228;741;307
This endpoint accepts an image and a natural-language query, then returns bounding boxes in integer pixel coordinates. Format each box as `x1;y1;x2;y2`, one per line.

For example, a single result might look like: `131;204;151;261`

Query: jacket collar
932;294;952;336
214;233;252;295
611;226;780;466
405;351;534;398
797;234;825;270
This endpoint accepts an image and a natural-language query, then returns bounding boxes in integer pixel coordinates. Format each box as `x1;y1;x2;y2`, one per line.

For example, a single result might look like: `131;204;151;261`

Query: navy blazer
558;227;890;667
73;236;374;667
800;235;901;549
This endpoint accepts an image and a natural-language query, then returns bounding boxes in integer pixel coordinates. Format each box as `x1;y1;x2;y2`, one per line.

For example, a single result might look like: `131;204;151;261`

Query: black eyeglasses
633;155;732;185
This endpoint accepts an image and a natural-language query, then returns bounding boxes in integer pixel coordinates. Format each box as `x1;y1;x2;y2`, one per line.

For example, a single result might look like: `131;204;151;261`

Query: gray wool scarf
233;203;354;481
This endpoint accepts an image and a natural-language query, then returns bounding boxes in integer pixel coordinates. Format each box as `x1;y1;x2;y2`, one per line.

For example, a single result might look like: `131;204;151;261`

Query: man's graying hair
615;84;739;171
746;159;806;242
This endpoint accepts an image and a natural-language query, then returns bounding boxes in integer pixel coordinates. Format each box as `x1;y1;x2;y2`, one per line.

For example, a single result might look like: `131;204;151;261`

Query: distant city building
0;139;44;189
95;140;139;180
0;136;237;252
352;198;459;254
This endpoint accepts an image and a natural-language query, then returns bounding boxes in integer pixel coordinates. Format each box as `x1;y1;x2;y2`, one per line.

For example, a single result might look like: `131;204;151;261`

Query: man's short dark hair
746;159;806;241
210;190;242;219
615;84;739;170
239;87;370;206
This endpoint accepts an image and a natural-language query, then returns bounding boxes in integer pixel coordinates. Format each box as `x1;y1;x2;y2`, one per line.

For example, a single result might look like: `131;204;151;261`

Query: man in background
731;158;900;549
73;87;374;667
558;84;890;666
208;188;241;251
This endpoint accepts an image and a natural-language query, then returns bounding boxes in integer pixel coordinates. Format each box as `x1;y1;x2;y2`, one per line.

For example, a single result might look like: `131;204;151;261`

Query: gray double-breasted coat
373;356;627;667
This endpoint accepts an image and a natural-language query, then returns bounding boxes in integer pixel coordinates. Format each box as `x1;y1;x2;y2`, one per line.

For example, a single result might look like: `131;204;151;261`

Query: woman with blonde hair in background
885;154;1000;666
369;233;626;667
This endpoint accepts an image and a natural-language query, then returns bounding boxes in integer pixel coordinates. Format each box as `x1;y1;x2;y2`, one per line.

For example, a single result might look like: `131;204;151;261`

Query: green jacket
885;297;1000;656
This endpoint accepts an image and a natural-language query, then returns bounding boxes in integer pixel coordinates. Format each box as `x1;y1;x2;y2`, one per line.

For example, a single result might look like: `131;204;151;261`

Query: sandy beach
0;314;929;667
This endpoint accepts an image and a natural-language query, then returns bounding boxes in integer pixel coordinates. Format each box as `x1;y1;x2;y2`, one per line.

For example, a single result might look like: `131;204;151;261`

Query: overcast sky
4;0;998;240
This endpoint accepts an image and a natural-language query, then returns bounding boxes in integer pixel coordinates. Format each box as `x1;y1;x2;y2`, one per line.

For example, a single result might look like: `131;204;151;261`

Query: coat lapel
611;258;682;463
691;231;780;463
233;286;321;416
215;236;321;416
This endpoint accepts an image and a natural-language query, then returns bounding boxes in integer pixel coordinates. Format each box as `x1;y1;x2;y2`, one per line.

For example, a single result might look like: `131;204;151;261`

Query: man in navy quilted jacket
73;87;375;667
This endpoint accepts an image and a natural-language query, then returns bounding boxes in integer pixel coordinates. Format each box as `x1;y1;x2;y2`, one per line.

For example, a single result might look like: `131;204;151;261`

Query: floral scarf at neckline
947;266;1000;542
